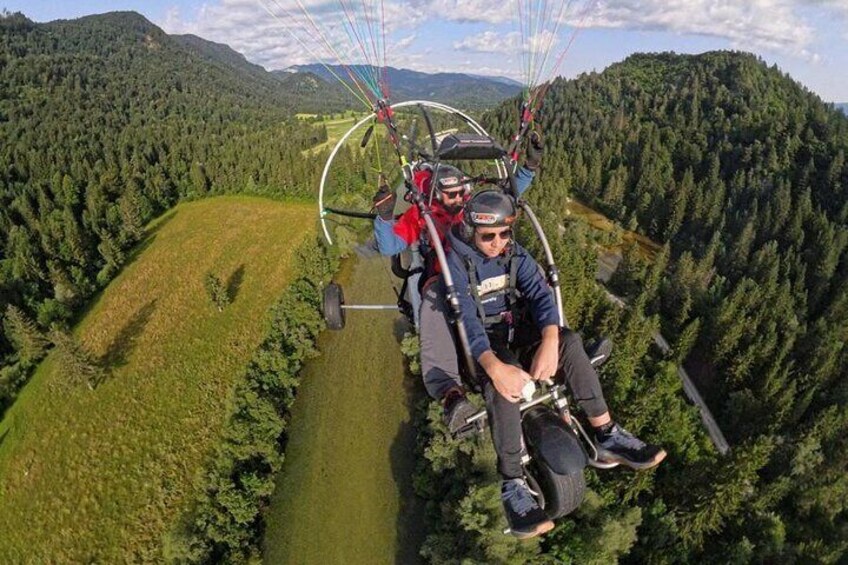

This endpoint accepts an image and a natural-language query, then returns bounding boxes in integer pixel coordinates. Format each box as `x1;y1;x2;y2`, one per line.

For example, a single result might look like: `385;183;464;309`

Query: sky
4;0;848;102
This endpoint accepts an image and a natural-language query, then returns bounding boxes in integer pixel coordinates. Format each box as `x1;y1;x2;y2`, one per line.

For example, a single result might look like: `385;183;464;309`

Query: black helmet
461;189;517;238
430;164;473;197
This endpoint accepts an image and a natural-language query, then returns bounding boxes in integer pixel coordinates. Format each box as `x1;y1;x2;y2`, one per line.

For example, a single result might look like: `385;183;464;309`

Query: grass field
262;255;425;565
301;113;370;155
565;198;662;261
0;196;314;562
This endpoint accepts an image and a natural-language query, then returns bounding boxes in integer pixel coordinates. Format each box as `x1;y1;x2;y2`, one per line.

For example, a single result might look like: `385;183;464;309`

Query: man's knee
560;328;584;354
423;366;459;400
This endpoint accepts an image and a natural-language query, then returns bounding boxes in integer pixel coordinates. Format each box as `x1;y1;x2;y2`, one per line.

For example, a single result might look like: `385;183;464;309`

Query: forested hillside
0;11;333;412
171;33;353;112
442;49;846;562
3;10;846;560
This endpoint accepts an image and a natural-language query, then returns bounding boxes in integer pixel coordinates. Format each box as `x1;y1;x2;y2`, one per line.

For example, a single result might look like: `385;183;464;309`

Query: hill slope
0;196;314;561
0;11;328;400
171;33;353;112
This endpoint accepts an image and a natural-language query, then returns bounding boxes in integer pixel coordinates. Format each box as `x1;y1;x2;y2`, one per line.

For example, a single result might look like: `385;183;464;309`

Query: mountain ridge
282;63;522;109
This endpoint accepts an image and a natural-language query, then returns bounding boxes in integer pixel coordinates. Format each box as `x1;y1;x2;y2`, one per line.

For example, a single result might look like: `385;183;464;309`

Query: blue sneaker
595;424;666;470
501;478;555;539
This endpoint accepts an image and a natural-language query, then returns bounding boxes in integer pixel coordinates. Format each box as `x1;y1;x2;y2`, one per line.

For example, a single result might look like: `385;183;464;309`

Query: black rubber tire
530;457;586;520
323;282;346;330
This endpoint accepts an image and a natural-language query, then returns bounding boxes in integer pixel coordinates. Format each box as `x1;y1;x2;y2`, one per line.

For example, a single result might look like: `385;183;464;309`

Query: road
598;283;730;455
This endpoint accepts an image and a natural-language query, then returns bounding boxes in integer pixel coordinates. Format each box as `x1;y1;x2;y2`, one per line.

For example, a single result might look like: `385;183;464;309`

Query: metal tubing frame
466;382;564;425
417;202;478;380
340;304;398;310
463;381;620;469
319;100;507;244
518;200;566;328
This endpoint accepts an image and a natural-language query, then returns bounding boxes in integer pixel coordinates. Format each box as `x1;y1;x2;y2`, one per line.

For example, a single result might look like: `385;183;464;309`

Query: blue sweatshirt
373;166;536;256
446;228;560;361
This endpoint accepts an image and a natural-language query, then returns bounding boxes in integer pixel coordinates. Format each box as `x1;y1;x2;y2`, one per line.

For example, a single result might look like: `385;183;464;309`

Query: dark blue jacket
446;227;560;361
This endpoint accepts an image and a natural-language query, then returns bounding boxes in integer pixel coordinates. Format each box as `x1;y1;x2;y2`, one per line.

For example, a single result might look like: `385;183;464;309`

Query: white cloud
454;30;559;55
399;52;518;77
156;0;846;80
586;0;816;57
425;0;841;60
407;0;517;23
454;31;520;54
395;33;417;50
158;0;420;70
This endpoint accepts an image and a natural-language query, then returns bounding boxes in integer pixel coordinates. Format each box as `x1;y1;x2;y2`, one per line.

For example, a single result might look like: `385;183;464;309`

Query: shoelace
607;425;646;450
503;479;539;516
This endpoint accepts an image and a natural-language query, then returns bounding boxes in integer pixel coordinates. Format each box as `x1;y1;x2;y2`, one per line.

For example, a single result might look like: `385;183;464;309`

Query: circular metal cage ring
318;100;507;245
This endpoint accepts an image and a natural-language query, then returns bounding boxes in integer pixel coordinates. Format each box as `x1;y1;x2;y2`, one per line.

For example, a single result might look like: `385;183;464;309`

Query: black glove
524;131;544;171
373;183;396;220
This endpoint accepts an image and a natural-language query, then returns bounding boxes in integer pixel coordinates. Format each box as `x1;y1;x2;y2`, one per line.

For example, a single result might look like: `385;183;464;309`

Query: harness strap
466;257;502;326
465;250;522;329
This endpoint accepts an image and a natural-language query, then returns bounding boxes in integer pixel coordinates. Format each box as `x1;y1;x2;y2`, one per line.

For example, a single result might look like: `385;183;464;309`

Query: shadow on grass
70;209;177;326
390;318;427;565
100;299;157;370
392;316;409;343
0;428;8;451
110;209;179;284
226;264;246;303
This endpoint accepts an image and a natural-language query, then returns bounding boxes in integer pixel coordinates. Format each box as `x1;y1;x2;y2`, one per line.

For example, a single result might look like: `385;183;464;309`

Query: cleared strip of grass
262;256;425;565
0;196;314;562
302;113;370;155
565;198;662;261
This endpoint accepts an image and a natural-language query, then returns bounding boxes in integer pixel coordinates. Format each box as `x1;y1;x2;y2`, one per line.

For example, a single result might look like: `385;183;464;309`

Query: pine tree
49;328;104;390
204;273;230;311
3;304;48;366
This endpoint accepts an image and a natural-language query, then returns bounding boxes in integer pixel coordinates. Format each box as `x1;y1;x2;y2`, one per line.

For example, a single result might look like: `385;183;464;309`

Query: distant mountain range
281;64;522;110
174;33;522;112
836;103;848;115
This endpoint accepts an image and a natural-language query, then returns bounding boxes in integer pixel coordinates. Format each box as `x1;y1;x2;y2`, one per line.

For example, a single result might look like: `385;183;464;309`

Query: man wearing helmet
371;158;536;259
445;190;666;539
371;135;544;436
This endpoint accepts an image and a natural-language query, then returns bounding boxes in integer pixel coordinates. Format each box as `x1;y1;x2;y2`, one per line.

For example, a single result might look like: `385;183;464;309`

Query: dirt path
262;255;425;564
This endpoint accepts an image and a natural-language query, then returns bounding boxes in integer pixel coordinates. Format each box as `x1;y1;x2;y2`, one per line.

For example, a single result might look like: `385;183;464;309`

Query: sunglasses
440;188;467;200
477;229;513;242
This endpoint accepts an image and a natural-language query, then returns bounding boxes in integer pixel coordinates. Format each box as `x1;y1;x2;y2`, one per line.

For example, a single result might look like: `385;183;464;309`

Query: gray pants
420;278;463;400
420;276;611;478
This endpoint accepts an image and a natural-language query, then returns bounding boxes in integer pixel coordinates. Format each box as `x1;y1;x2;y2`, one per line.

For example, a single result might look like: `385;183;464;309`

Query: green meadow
0;196;314;561
263;256;425;564
301;113;371;155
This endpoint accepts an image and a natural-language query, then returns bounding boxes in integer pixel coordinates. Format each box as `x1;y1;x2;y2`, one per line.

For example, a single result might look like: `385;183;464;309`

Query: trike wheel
323;282;346;330
530;457;585;520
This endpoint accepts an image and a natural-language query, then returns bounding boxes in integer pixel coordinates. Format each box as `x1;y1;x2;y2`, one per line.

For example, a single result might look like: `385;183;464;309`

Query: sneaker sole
511;519;555;539
446;404;478;435
596;448;667;470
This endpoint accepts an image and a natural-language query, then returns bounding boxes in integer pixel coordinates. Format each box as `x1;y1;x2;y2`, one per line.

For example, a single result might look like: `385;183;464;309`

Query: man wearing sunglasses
371;135;544;437
371;158;536;259
445;190;666;539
